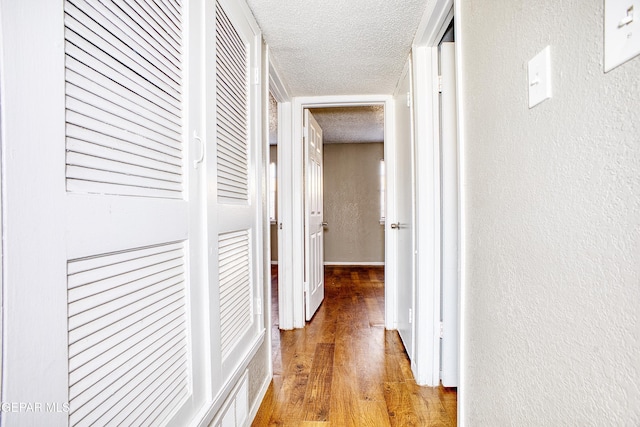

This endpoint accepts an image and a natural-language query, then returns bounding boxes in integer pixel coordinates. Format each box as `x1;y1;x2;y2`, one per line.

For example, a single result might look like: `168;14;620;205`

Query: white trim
411;1;455;387
413;0;454;46
276;101;295;330
269;59;291;102
323;261;385;266
270;261;278;265
286;95;395;330
411;46;441;387
454;1;466;424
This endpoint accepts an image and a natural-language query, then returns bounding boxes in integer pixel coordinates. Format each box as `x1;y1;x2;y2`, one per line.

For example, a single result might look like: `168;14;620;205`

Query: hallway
252;266;457;426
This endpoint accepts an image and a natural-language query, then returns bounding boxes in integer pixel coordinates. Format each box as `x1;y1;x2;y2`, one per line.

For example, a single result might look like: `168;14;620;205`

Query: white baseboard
323;261;385;266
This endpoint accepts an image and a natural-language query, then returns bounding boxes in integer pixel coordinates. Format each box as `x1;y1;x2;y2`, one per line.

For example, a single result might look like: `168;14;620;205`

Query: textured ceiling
310;106;384;144
246;0;429;97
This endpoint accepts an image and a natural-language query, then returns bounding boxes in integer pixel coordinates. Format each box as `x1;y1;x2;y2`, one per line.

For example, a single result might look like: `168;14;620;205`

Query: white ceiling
246;0;429;97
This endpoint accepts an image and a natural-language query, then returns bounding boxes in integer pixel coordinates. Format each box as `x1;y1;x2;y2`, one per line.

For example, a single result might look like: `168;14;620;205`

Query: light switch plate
528;46;552;108
604;0;640;72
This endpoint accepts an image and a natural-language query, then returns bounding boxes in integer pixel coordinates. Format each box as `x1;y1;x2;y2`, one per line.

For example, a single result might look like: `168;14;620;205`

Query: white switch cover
604;0;640;71
528;46;552;108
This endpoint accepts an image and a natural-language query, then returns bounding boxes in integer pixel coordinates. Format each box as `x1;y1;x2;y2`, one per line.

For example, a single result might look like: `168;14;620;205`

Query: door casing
276;95;396;330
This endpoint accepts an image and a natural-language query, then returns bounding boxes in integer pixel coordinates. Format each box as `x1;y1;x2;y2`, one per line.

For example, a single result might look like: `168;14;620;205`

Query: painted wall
323;143;385;264
459;1;640;424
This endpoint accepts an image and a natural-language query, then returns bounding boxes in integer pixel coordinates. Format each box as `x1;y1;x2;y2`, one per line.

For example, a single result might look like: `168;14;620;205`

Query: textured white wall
459;0;640;424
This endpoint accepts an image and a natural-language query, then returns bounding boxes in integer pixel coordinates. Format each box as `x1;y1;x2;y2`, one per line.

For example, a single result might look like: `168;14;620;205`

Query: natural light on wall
379;159;385;224
269;162;277;223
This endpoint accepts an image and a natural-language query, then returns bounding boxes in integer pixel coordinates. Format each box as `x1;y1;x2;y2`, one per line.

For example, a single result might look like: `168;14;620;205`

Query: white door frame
267;61;296;330
411;0;465;392
275;95;396;330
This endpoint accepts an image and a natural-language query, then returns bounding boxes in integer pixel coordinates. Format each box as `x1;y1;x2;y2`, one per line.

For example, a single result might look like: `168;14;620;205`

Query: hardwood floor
252;265;457;426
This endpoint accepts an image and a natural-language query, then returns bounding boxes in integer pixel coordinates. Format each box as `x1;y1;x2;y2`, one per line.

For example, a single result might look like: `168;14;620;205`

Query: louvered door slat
218;230;252;360
66;96;181;150
100;350;186;426
69;293;183;359
65;2;181;98
67;167;182;197
69;311;185;395
217;109;247;150
66;69;181;136
216;9;247;62
69;265;184;324
217;134;248;163
66;112;181;160
69;280;181;347
67;58;181;128
218;167;248;185
69;332;186;425
67;152;181;184
69;274;182;331
148;0;182;31
65;44;180;119
216;56;248;97
84;0;182;70
130;367;188;427
217;113;248;146
67;239;188;427
67;138;181;176
80;347;186;427
68;259;182;306
68;0;181;81
127;0;182;43
216;0;249;202
67;102;181;157
65;0;183;200
68;241;182;275
66;125;181;167
216;77;247;124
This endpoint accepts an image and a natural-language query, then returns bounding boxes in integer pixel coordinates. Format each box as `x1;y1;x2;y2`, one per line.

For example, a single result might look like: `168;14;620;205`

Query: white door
304;110;325;320
440;41;459;387
207;0;264;389
393;63;416;360
2;0;202;425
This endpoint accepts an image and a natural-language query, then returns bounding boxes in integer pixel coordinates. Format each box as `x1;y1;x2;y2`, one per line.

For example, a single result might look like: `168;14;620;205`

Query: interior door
2;1;202;425
440;41;459;387
393;63;416;360
304;110;325;320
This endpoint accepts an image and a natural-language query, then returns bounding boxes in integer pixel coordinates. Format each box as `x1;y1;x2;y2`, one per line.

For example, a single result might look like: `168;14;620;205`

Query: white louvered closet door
206;0;263;392
2;0;205;426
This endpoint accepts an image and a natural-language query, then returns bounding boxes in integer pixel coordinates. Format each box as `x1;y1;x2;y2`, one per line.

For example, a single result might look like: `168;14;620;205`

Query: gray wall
323;143;384;264
460;1;640;424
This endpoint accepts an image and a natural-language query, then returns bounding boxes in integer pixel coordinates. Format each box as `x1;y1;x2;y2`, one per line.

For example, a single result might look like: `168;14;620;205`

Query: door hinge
406;91;412;108
255;297;262;315
408;308;413;324
439;321;444;338
438;75;443;93
252;67;260;85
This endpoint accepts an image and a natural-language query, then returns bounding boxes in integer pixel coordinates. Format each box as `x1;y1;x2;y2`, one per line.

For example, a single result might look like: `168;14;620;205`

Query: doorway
309;106;386;269
275;96;397;332
268;102;388;329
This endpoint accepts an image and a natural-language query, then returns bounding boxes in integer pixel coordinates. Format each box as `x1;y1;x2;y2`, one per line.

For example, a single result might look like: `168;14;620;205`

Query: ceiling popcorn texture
310;106;384;144
246;0;429;96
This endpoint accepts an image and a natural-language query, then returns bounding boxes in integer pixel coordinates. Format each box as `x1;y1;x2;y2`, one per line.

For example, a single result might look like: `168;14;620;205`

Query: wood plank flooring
252;265;457;426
